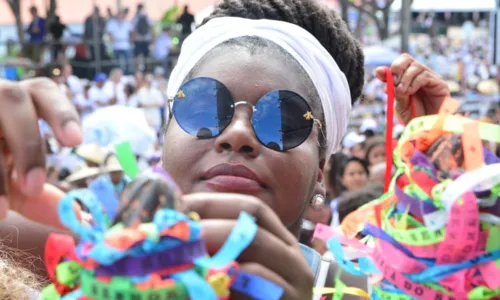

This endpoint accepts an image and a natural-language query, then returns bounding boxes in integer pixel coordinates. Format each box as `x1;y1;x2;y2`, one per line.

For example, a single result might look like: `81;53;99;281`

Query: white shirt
73;93;94;120
88;85;110;108
106;19;133;50
125;94;139;107
66;75;83;96
103;81;127;106
137;86;164;131
154;32;173;60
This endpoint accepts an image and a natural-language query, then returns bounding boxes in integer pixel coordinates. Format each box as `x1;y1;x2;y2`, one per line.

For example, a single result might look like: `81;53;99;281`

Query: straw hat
65;162;101;183
105;155;123;173
75;143;105;165
477;79;499;95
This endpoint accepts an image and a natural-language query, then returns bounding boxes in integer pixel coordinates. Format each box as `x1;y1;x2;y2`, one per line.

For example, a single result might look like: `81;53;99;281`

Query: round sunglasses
168;77;322;152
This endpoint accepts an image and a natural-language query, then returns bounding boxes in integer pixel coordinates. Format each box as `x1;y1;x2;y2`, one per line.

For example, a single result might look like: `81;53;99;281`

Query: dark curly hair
202;0;365;103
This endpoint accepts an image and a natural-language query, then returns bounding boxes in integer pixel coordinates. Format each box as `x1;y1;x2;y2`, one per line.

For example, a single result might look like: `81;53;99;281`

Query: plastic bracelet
400;115;500;144
80;270;190;300
58;189;108;243
231;269;284;300
172;269;219;300
382;217;445;246
435;192;479;265
441;163;500;214
94;239;207;277
373;287;413;300
327;238;380;276
80;268;284;300
314;287;370;299
405;249;500;283
196;212;257;269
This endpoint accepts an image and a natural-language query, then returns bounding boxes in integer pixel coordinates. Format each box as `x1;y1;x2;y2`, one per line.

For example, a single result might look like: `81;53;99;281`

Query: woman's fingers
0;80;46;196
200;219;313;289
389;53;415;85
7;183;72;229
20;78;82;147
183;193;297;246
396;62;426;95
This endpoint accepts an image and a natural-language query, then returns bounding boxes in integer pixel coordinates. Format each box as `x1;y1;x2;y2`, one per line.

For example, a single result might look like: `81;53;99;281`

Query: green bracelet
80;270;190;300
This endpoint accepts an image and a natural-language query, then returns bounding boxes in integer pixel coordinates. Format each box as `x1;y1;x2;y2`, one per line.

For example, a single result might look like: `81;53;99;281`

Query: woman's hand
375;53;451;124
183;193;314;300
0;78;82;226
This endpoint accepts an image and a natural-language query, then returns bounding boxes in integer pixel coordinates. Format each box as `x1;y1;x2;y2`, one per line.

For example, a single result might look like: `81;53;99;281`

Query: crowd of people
21;3;198;75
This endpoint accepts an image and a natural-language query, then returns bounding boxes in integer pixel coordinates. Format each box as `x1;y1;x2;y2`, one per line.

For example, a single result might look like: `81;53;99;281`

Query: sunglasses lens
172;78;233;139
253;90;314;151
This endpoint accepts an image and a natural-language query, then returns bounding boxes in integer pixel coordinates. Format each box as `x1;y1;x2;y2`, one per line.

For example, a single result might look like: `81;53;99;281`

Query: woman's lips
201;163;266;193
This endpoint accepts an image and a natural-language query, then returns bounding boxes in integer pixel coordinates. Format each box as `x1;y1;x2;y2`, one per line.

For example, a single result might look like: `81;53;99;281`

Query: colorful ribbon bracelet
42;166;285;300
314;72;500;299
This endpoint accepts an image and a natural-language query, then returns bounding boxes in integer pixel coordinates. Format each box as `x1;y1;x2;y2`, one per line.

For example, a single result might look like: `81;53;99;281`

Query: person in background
152;66;168;91
369;162;387;185
176;5;195;43
73;84;94;121
364;136;386;167
342;131;366;159
124;83;138;107
132;3;153;72
26;6;46;63
84;7;106;62
48;15;67;62
88;73;110;108
134;70;145;89
62;63;83;99
64;162;101;189
106;9;134;75
153;26;173;74
359;118;378;143
337;182;384;223
47;66;71;99
136;73;164;133
339;157;370;194
103;155;131;194
324;152;348;228
103;68;126;105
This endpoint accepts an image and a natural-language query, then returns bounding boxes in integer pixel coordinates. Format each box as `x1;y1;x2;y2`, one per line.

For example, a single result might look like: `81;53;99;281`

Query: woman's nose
214;109;261;157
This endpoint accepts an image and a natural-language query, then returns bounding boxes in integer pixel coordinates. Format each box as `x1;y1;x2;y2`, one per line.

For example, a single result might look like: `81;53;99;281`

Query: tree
6;0;24;44
6;0;57;46
342;0;395;40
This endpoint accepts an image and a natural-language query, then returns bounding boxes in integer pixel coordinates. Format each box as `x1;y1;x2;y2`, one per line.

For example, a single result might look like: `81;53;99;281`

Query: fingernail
62;121;83;145
23;167;46;195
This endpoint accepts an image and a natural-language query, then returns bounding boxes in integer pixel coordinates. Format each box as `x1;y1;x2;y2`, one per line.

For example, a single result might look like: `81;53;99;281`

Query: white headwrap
167;17;352;157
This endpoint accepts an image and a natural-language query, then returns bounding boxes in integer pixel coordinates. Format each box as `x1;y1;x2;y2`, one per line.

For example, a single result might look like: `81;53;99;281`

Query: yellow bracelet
313;287;370;299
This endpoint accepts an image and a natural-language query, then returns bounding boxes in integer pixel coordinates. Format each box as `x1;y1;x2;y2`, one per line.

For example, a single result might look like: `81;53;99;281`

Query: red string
384;67;395;193
382;67;416;193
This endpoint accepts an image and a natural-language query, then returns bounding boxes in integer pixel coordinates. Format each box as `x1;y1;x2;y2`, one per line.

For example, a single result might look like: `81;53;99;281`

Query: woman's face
163;49;323;231
368;144;386;166
341;161;368;192
350;143;365;159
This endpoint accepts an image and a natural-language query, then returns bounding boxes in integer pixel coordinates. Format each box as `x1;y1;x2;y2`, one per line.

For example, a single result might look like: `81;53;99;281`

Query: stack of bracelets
41;169;284;300
313;104;500;299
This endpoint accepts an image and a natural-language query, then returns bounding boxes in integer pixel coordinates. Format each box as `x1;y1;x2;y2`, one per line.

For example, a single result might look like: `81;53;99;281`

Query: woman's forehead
189;50;312;103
